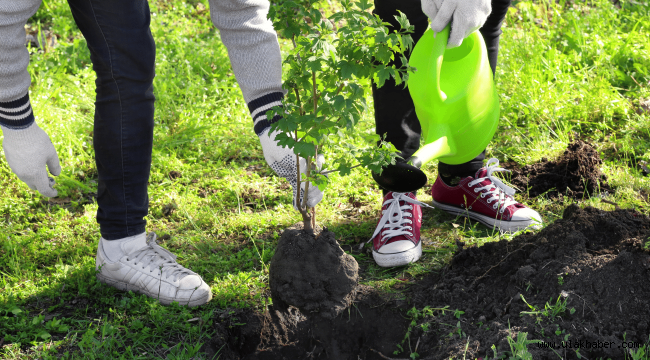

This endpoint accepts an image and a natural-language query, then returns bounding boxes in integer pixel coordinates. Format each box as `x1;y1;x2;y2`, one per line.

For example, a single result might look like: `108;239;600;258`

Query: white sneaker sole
372;241;422;267
96;273;212;308
432;200;541;232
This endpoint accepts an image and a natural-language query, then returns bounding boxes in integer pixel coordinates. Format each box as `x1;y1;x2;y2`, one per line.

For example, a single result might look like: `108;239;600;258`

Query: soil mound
411;205;650;359
205;287;410;360
506;140;611;199
269;228;358;319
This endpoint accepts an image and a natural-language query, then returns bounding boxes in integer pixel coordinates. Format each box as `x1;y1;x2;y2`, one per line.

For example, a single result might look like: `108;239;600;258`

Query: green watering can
373;25;500;193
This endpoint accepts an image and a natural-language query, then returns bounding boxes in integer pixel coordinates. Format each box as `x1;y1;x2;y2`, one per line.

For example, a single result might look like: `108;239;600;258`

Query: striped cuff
249;92;284;136
0;93;35;129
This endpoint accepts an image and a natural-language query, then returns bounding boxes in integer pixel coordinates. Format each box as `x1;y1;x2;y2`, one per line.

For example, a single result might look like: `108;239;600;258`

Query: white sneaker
96;232;212;307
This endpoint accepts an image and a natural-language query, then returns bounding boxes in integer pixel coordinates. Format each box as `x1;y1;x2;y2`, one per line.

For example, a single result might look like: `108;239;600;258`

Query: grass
1;0;650;358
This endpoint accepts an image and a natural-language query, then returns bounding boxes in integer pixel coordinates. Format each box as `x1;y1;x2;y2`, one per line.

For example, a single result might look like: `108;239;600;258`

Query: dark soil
205;286;410;360
505;140;612;199
207;206;650;359
269;228;358;319
411;205;650;359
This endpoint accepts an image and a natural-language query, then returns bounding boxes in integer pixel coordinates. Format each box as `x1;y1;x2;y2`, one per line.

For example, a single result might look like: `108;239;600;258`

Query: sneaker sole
432;200;541;232
96;273;212;307
372;241;422;267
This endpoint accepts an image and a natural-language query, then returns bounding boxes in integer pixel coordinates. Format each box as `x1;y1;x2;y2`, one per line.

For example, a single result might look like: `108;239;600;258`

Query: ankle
439;174;464;186
438;166;481;186
100;232;147;262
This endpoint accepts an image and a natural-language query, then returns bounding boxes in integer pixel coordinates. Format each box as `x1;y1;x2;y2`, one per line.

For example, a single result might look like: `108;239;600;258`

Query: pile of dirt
206;205;650;359
205;287;410;360
269;228;358;319
410;205;650;359
505;140;611;199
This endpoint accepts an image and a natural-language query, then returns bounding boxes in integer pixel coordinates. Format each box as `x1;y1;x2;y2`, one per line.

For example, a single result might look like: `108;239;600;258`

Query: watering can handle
431;25;451;104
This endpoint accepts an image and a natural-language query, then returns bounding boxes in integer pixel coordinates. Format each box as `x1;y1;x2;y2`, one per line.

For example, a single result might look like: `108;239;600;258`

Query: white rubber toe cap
512;208;543;229
376;239;417;254
373;241;422;267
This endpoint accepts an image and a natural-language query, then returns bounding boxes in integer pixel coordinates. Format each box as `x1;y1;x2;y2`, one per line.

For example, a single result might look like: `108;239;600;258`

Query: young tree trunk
296;149;315;236
301;210;314;235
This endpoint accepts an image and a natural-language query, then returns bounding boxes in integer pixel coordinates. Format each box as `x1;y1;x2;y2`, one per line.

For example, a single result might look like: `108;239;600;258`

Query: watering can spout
408;135;455;169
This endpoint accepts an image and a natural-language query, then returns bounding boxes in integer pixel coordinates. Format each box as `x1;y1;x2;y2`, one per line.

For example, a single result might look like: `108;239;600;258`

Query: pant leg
480;0;513;76
372;0;428;161
66;0;155;240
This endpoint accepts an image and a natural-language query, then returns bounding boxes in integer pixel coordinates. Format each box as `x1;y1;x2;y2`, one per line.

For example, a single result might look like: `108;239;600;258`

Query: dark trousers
373;0;512;183
66;0;155;240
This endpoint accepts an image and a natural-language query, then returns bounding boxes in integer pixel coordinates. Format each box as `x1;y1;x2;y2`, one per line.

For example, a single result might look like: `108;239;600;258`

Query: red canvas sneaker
364;192;433;267
431;158;543;232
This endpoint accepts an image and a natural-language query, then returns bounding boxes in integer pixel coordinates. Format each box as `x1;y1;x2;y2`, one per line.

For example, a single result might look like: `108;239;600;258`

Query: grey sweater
0;0;284;129
0;0;40;103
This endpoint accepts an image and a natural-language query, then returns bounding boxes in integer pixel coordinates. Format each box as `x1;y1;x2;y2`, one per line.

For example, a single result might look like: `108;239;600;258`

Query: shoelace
360;192;434;250
468;158;518;214
127;233;193;282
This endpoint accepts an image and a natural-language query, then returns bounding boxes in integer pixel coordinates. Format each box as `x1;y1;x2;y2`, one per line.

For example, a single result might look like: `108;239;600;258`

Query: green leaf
9;305;22;315
357;0;372;11
375;66;393;88
310;8;322;24
307;57;322;72
339;61;356;79
394;11;413;33
294;141;316;158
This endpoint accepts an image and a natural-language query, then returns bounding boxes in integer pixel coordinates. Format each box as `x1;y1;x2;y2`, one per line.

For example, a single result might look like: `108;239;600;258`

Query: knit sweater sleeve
0;0;41;128
208;0;285;125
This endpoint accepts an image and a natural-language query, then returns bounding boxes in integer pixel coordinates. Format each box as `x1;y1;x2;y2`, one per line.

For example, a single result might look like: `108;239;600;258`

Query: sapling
268;0;415;235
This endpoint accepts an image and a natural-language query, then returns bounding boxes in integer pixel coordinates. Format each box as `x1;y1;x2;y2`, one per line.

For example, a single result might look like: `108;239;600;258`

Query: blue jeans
372;0;511;184
67;0;155;240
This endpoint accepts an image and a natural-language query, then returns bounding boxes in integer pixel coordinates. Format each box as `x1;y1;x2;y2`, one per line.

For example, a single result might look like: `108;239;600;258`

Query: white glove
421;0;492;48
259;129;324;210
2;122;61;197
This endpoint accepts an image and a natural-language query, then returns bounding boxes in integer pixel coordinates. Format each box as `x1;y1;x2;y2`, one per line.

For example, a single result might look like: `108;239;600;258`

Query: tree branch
293;86;304;116
291;33;301;62
296;82;345;143
295;130;301;210
335;82;345;96
320;164;362;175
312;71;318;115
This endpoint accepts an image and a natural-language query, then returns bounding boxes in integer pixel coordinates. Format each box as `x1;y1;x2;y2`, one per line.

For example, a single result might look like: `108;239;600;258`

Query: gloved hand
259;129;325;210
421;0;492;48
2;122;61;197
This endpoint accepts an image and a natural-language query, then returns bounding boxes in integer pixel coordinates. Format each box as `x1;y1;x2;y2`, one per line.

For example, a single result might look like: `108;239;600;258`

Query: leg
67;0;211;306
480;0;513;76
368;1;429;267
66;0;155;240
372;0;428;163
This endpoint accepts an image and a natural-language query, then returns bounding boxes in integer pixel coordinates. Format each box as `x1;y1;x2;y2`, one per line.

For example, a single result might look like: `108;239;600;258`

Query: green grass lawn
1;0;649;358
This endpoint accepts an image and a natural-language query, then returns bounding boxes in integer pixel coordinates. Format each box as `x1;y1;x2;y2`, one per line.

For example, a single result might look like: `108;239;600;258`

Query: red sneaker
364;192;432;267
431;158;543;232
